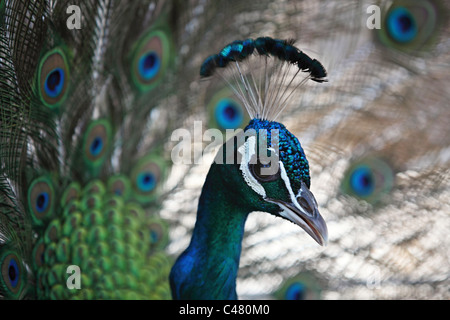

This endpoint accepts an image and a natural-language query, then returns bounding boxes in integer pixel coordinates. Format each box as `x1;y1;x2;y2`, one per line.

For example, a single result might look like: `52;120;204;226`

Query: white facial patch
278;161;314;218
239;137;316;221
238;136;266;198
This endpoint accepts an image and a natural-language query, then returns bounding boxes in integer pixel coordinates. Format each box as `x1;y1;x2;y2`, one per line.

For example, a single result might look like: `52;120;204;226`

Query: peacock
1;0;449;300
162;0;450;300
170;37;329;299
0;0;181;299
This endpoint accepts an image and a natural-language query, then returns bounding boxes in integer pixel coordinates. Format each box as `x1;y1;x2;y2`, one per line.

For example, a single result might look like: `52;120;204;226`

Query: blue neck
170;163;250;300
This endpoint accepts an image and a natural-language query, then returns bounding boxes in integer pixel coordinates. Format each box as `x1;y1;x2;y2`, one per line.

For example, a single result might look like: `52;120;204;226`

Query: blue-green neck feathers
170;162;251;300
170;119;313;299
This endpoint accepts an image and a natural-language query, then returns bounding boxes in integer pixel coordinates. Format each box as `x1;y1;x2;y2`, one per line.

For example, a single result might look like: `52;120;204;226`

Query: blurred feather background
163;0;450;300
0;0;449;299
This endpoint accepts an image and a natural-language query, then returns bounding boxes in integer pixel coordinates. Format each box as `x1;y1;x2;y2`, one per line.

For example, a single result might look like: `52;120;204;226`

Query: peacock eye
349;166;374;197
89;136;104;157
215;98;244;130
1;252;23;296
36;192;50;213
249;158;280;182
130;156;165;204
33;240;46;269
28;177;55;226
83;119;112;168
131;30;171;92
8;258;19;288
386;7;417;43
45;68;65;98
206;87;249;132
38;48;70;109
285;282;306;300
136;172;157;192
138;51;161;81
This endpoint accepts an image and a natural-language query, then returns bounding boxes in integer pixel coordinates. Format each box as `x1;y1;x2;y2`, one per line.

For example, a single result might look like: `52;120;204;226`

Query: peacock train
0;0;449;300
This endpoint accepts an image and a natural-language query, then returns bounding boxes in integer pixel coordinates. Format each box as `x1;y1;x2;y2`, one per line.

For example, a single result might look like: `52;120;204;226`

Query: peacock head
203;37;328;246
217;118;328;246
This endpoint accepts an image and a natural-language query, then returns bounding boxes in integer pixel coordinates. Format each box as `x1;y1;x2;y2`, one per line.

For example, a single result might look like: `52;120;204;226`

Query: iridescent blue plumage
138;52;161;81
137;172;157;193
215;98;244;129
44;68;65;98
349;166;374;197
89;137;104;157
387;7;418;43
286;282;306;300
220;39;255;61
341;157;394;205
200;54;229;77
1;0;448;302
377;0;445;54
245;119;311;189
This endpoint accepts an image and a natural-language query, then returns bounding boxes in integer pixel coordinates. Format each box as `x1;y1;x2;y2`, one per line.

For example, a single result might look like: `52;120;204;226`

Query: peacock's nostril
297;196;314;215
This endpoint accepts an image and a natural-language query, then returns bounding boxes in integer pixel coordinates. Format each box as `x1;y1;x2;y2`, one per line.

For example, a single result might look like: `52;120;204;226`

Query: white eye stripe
279;162;314;218
238;136;266;197
279;161;297;201
238;134;315;219
239;137;312;219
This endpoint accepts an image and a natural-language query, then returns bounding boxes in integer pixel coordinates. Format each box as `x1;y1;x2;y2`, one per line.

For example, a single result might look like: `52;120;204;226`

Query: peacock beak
266;181;328;246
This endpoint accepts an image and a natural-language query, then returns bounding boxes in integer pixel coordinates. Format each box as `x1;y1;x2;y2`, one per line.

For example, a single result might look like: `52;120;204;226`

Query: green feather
1;0;448;302
81;119;113;174
340;157;394;205
28;177;172;299
0;243;28;299
130;29;173;93
27;176;56;228
35;47;71;110
130;154;168;204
